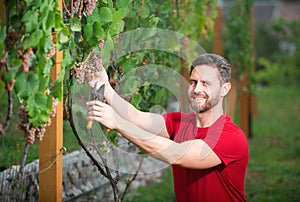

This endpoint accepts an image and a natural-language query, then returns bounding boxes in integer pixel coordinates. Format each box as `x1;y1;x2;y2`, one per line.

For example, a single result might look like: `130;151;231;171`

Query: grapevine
0;0;219;201
17;98;57;145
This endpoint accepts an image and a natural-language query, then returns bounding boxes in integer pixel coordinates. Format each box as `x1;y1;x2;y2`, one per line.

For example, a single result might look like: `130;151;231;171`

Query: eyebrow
189;78;213;85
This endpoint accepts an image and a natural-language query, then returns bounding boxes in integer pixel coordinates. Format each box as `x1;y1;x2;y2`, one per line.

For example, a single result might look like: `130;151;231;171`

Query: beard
188;93;220;113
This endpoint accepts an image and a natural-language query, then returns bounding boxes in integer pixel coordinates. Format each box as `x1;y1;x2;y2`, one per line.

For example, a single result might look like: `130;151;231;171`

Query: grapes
17;98;57;144
72;52;106;86
21;48;34;73
65;0;98;18
85;0;99;16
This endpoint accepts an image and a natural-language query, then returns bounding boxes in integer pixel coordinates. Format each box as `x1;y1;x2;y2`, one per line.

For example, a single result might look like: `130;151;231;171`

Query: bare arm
104;82;169;138
86;101;222;169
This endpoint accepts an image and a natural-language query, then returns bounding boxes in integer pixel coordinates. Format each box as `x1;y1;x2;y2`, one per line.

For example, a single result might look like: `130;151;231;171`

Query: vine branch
0;90;13;139
67;73;108;178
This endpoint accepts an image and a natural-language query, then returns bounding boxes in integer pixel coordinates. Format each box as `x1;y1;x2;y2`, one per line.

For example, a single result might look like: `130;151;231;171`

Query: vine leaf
58;26;70;44
27;93;52;126
93;21;105;39
22;30;43;49
101;36;114;65
99;7;113;25
14;72;39;102
70;16;82;32
23;11;39;33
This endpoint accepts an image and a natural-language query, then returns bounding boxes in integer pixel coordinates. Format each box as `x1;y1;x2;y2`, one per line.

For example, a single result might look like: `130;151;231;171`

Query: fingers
86;100;107;107
86;101;116;130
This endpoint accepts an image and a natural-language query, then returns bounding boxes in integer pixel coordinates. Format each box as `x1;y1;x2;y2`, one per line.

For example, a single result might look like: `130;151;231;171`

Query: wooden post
239;8;255;138
38;1;63;201
212;6;238;119
213;7;223;56
0;0;5;24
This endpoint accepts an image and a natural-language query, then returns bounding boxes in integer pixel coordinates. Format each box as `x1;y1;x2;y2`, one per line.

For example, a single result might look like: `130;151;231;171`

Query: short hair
190;54;231;83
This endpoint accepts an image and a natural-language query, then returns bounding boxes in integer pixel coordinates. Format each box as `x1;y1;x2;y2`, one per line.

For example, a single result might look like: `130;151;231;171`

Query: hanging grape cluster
65;0;98;18
17;98;57;144
21;48;34;73
72;52;106;85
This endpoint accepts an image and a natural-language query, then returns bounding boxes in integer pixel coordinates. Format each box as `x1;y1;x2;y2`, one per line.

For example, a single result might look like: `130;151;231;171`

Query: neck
195;104;224;128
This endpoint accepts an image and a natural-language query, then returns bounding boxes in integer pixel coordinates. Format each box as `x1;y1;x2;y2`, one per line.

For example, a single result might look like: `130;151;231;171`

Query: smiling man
87;54;249;201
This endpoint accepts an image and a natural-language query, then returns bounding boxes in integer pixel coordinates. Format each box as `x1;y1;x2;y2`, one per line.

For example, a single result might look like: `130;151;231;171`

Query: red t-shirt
163;112;249;202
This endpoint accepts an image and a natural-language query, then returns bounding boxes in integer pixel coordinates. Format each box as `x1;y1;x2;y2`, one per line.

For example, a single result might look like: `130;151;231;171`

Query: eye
189;80;197;86
202;80;211;86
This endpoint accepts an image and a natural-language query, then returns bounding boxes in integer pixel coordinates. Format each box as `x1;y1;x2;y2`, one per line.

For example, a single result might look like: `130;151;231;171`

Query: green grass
246;86;300;202
124;168;175;202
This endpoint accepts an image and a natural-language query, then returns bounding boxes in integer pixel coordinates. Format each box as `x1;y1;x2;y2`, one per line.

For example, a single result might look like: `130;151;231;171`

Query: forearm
115;114;221;169
115;113;179;164
105;83;168;137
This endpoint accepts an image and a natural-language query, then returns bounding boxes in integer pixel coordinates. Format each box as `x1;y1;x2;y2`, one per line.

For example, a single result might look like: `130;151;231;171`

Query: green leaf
70;16;82;32
7;57;22;70
44;37;53;54
122;76;141;94
62;50;75;69
14;73;28;101
23;11;39;33
43;58;53;76
100;37;114;65
22;29;43;49
119;58;137;74
83;23;93;40
54;12;63;31
93;21;105;39
3;71;16;83
99;7;113;25
51;80;63;101
140;3;150;18
27;93;52;126
87;7;99;24
0;24;6;42
27;73;40;92
58;26;70;43
112;9;124;23
131;93;142;109
0;43;4;59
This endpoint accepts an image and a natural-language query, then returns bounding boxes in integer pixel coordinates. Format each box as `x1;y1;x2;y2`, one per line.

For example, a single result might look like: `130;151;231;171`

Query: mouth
191;95;207;103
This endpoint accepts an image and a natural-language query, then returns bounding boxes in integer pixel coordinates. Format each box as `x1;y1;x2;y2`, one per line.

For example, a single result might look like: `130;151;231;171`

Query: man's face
188;65;223;113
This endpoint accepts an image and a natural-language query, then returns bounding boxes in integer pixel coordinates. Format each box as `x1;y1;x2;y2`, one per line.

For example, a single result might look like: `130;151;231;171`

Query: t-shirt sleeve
162;113;174;139
213;126;248;166
203;117;248;166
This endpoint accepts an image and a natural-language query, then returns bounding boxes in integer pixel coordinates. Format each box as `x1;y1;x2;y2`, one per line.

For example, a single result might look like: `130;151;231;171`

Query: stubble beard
189;94;220;113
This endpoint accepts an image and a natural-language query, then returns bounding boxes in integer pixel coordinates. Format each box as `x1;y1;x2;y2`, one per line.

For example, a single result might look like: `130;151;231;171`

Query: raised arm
86;101;222;169
104;82;169;138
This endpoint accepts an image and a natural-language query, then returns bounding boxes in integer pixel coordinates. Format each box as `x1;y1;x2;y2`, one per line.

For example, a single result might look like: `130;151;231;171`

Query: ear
221;82;231;97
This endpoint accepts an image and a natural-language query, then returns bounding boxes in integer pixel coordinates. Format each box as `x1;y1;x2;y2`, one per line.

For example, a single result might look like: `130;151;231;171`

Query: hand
87;67;109;90
86;100;118;130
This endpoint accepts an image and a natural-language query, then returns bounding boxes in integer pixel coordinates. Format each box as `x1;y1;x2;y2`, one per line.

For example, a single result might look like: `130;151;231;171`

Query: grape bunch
21;48;34;73
65;0;98;18
85;0;99;16
72;52;107;87
17;98;57;144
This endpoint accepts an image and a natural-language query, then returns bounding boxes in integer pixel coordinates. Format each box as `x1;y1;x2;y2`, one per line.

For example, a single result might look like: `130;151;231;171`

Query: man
87;54;249;201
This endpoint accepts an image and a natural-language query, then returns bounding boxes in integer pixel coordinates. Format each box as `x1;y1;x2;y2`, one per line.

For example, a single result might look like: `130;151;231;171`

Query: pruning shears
87;82;110;132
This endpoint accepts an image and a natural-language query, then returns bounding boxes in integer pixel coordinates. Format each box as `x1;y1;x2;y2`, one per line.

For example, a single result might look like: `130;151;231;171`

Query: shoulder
223;115;247;142
210;114;249;165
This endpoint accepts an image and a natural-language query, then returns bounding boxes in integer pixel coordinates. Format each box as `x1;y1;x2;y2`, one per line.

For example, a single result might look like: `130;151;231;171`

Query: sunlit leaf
70;16;82;32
